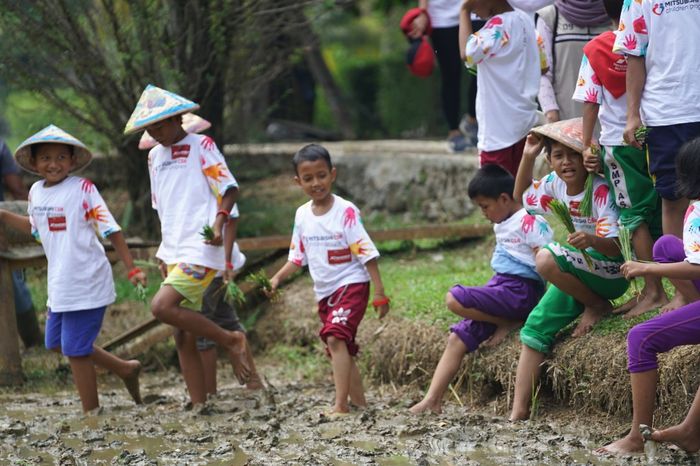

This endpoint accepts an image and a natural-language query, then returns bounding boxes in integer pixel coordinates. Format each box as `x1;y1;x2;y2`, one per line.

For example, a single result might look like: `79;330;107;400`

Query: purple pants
449;274;544;352
627;235;700;373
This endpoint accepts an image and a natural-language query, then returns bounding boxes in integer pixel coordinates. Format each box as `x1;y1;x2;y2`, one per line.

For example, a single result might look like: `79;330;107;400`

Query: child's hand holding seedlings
620;261;653;280
583;145;601;174
567;231;595;250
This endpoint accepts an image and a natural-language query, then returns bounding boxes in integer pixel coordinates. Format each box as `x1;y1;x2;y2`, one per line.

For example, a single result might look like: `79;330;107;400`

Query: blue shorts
45;307;106;357
646;122;700;200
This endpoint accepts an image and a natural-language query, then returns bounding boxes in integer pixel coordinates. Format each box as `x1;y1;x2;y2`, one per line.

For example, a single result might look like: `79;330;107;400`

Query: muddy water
0;364;697;465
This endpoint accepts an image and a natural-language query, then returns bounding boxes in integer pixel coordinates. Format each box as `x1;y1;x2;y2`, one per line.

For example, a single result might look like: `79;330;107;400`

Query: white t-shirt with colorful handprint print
28;176;120;312
613;0;700;126
684;201;700;265
523;171;621;244
491;208;553;281
464;10;541;152
149;133;238;270
288;194;380;301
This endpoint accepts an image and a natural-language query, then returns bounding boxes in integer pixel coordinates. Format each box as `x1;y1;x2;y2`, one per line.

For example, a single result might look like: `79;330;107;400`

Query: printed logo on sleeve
48;215;67;232
328;248;352;265
171;144;191;160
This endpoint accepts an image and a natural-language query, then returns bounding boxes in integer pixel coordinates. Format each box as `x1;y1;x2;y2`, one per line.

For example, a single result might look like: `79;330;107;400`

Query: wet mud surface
1;362;699;466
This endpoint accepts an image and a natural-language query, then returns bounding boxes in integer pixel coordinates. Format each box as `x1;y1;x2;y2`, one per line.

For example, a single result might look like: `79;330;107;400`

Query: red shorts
479;137;526;177
317;282;370;356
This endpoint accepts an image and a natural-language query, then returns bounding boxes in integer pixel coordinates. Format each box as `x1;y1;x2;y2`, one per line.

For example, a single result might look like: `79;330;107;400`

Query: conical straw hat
531;117;585;153
124;84;199;135
14;125;93;175
138;113;211;150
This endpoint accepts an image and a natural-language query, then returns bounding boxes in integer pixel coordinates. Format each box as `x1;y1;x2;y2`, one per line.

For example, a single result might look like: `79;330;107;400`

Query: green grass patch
263;344;327;381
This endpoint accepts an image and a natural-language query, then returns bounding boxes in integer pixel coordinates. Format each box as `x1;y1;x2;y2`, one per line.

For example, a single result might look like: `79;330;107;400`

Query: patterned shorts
162;263;217;310
317;282;370;356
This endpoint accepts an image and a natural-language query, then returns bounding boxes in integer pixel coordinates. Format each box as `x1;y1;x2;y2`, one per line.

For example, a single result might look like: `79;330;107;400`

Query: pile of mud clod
254;278;700;426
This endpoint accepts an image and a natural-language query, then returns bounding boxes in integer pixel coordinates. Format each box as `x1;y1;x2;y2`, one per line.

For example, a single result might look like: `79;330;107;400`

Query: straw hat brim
14;141;92;176
124;103;200;135
531;117;585;154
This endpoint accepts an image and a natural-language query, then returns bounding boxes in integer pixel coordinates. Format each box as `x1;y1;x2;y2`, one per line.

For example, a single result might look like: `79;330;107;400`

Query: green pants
519;243;628;353
602;145;662;238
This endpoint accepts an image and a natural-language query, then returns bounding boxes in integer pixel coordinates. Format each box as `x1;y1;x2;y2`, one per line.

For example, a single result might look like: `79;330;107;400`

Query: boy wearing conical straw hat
0;125;146;413
510;118;628;421
125;85;250;408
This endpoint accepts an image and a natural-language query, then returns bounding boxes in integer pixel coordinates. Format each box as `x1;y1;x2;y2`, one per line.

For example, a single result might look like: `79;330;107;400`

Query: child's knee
445;292;461;312
652;234;682;262
446;332;468;351
326;335;347;351
150;293;172;320
535;248;555;276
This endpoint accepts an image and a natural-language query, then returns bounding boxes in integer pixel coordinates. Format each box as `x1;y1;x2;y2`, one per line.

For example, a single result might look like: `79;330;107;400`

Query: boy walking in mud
0;125;146;413
510;119;628;420
410;164;553;414
268;143;390;417
124;85;250;408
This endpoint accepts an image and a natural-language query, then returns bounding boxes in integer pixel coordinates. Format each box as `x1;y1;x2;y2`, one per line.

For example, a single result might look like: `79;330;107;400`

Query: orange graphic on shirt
596;217;611;237
83;201;108;223
202;162;228;183
349;239;370;256
690;242;700;253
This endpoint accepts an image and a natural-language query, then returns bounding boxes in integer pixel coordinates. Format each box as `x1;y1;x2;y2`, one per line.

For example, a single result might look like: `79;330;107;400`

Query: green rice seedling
466;66;477;77
135;283;148;303
548;199;593;269
199;224;215;241
223;281;246;307
617;225;639;293
635;125;650;144
246;269;282;302
579;146;600;218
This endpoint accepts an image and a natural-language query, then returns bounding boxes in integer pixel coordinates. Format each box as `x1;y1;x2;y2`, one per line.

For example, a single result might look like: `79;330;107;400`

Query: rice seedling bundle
579;146;600;218
199;224;215;241
617;225;639;293
246;269;282;302
548;199;593;269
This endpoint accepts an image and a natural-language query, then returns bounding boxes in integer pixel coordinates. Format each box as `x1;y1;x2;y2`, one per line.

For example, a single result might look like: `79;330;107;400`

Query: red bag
400;8;435;78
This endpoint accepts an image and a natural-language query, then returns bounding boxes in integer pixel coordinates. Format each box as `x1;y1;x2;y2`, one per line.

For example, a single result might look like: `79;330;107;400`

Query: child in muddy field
598;138;700;455
572;0;664;319
197;213;264;394
0;125;146;414
409;164;553;415
124;85;250;409
268;143;390;417
509;118;629;421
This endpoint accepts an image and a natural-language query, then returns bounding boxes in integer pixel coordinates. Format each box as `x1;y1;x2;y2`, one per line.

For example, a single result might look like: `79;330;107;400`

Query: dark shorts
449;274;544;352
45;307;106;357
646;122;700;200
196;277;246;351
318;282;370;356
479;137;526;178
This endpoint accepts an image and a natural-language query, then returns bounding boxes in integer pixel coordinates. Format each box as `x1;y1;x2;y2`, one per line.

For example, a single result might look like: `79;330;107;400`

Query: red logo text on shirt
48;216;67;232
172;145;191;160
328;248;352;265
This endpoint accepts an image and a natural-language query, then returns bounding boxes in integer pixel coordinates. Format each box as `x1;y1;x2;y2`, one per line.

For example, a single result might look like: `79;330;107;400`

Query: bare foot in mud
121;360;143;405
409;398;442;415
482;321;521;348
595;434;644;455
613;294;640;314
651;424;700;453
572;302;611;337
227;331;250;385
623;291;668;319
661;293;690;314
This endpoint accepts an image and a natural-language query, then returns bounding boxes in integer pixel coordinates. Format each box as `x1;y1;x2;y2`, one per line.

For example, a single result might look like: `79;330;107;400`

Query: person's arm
3;174;28;200
623;55;646;150
223;216;239;283
536;17;559;122
582;102;601;173
567;232;620;257
107;231;147;286
210;186;238;247
622;261;700;281
514;133;544;202
408;0;429;39
269;261;302;294
365;258;389;318
459;0;474;62
0;209;31;234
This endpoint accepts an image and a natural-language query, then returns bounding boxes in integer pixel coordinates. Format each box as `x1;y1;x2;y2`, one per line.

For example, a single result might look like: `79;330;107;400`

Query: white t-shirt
427;0;462;28
491;208;553;280
465;10;540;151
613;2;700;126
523;171;620;240
572;50;627;147
288;195;380;301
684;201;700;265
28;176;119;312
149;133;238;270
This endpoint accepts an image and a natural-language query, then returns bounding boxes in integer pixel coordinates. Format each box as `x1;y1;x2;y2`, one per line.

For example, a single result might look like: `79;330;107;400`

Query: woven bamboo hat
138;113;211;150
531;117;585;153
124;84;199;135
14;125;93;175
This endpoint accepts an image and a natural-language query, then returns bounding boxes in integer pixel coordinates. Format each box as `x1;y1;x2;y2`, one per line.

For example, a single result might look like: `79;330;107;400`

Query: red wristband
372;296;390;307
128;267;142;279
216;209;230;218
225;261;234;271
